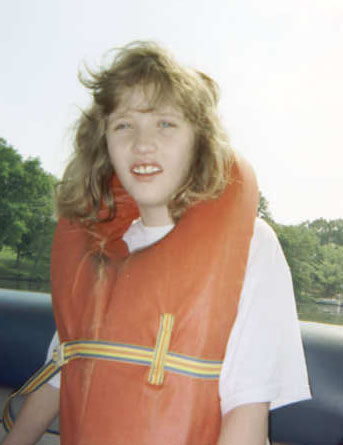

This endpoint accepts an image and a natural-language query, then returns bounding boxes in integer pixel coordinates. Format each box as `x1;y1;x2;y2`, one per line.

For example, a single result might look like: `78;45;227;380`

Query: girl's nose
132;128;157;154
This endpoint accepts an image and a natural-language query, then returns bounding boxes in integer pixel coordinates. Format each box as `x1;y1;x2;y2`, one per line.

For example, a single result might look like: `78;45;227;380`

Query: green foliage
313;243;343;298
258;191;273;222
256;196;343;301
307;218;343;246
271;219;343;301
273;223;319;299
257;196;342;301
0;138;56;272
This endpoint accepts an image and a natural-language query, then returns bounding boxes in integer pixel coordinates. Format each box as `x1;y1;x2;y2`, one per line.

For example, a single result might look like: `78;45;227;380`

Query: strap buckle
53;343;66;367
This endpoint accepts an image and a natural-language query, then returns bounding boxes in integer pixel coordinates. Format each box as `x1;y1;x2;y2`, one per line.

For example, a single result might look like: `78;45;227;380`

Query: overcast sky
1;0;342;224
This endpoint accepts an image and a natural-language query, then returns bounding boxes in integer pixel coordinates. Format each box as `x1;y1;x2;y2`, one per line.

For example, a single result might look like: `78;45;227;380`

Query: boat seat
0;291;342;444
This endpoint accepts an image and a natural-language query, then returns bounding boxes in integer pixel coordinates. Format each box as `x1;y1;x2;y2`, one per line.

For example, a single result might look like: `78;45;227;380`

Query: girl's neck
138;205;173;227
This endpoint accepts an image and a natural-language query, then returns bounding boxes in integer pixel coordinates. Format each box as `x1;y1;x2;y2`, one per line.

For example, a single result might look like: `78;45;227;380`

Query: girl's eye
159;121;175;128
115;122;131;131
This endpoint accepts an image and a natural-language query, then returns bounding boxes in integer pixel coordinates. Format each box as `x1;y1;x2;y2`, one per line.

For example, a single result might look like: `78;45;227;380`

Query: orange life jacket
50;155;258;445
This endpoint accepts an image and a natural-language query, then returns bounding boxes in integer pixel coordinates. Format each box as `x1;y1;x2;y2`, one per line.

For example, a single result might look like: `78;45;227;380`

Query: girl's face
106;86;195;226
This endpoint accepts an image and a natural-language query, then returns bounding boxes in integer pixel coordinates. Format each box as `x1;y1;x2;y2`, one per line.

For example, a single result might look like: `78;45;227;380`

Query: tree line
1;137;342;299
259;194;343;300
0;138;56;282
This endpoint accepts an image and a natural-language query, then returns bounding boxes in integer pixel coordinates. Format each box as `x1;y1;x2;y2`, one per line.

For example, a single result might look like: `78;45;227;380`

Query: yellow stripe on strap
148;313;174;386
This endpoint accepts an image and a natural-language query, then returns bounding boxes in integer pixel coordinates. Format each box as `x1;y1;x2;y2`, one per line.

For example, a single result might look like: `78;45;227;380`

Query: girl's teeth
133;165;160;174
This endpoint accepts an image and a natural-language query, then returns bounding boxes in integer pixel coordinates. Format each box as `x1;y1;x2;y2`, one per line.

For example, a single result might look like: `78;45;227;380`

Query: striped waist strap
54;315;223;381
2;338;222;433
53;339;223;379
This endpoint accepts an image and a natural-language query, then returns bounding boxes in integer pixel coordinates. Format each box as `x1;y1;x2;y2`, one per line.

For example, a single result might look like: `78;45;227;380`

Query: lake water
297;299;343;326
0;279;50;293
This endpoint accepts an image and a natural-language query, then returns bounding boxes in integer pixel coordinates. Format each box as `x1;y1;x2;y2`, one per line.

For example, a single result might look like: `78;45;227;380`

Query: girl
2;41;311;445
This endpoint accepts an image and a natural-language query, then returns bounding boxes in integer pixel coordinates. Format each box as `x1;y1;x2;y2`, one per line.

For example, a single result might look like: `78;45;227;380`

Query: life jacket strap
2;338;223;433
51;339;223;379
2;360;60;433
148;313;175;385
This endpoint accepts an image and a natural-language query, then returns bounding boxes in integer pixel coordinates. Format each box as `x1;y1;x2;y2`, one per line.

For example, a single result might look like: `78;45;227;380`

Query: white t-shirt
46;217;311;415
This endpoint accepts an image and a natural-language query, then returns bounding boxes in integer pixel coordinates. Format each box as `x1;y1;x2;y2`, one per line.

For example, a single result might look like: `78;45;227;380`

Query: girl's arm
217;402;270;445
1;383;59;445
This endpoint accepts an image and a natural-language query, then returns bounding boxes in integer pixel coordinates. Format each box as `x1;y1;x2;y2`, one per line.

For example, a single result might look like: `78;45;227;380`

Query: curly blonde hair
56;41;233;222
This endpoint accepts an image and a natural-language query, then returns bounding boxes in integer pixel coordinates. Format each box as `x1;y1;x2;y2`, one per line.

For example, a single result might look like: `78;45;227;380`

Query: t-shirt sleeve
219;218;312;415
45;331;61;389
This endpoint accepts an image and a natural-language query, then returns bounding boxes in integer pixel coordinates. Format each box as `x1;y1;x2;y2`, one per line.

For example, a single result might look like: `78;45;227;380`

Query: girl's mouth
130;163;163;176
